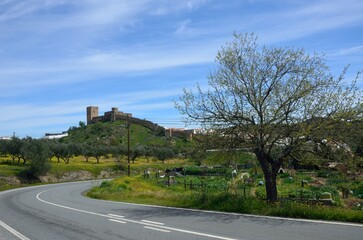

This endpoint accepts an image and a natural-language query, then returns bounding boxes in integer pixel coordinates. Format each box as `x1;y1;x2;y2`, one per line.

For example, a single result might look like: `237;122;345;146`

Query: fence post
184;179;186;190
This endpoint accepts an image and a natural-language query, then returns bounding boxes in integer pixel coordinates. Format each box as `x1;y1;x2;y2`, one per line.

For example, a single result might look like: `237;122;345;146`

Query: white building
43;132;68;139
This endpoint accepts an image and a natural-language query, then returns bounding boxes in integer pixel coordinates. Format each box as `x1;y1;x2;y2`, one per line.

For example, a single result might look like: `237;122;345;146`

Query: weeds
87;175;363;223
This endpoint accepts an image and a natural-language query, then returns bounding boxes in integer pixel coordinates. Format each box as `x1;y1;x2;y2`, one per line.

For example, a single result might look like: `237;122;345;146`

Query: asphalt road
0;181;362;240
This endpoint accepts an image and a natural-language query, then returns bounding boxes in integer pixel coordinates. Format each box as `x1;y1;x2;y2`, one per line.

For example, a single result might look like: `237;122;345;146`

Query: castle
86;106;194;140
87;106;132;124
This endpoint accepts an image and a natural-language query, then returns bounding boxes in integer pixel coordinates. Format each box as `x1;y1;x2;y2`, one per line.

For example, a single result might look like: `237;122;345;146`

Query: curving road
0;181;362;240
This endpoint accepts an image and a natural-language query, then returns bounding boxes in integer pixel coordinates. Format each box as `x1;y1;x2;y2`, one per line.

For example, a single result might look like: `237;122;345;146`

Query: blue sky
0;0;362;138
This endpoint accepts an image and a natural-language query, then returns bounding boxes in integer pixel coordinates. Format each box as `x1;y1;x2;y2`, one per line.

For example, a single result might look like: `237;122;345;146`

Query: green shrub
183;166;230;176
287;189;317;199
317;170;330;178
352;183;363;199
100;180;111;188
255;186;266;199
270;201;363;223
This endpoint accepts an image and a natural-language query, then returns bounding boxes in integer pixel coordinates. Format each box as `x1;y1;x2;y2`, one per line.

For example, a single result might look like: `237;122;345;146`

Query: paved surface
0;181;362;240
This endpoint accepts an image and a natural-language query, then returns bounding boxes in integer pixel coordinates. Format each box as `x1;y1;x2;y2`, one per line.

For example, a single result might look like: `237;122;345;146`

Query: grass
269;201;363;223
0;162;24;176
49;156;121;176
0;156;120;177
87;174;363;223
2;154;362;223
87;176;201;207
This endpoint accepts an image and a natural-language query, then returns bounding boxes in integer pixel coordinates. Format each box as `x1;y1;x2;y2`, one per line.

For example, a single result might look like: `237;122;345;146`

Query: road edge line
0;220;30;240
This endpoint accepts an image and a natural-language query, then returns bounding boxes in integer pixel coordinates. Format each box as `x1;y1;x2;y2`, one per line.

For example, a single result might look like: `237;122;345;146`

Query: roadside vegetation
87;160;363;223
1;126;362;222
1;32;363;224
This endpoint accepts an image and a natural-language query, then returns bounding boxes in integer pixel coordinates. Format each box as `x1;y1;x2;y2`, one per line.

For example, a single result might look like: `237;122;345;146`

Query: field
1;154;362;223
87;164;363;223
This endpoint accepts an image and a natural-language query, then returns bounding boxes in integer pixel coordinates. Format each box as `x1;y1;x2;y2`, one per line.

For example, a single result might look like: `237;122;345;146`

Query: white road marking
144;226;170;233
141;220;164;225
142;225;238;240
0;220;30;240
109;219;127;224
36;191;109;218
4;181;362;228
36;190;238;240
97;198;363;228
107;214;125;219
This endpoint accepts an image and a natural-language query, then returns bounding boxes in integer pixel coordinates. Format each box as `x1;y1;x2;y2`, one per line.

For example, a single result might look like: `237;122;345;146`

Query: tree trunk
255;149;280;202
263;170;278;202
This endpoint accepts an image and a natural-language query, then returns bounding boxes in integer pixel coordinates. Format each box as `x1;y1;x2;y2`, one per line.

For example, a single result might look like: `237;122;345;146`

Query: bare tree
176;33;362;202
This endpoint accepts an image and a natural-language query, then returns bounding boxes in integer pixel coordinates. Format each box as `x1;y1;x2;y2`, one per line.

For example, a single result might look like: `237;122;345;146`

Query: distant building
87;106;132;125
86;106;159;131
0;136;11;140
43;131;68;139
165;128;194;141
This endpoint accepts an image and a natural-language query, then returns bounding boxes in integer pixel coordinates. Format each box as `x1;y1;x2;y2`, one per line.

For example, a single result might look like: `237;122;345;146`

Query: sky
0;0;362;138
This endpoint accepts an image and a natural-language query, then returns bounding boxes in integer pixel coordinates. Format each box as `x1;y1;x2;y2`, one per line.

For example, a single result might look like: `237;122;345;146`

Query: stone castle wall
87;106;163;132
165;128;193;140
87;106;193;140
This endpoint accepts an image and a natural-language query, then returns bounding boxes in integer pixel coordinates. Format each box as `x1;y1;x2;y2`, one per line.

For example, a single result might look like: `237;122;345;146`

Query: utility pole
127;115;130;177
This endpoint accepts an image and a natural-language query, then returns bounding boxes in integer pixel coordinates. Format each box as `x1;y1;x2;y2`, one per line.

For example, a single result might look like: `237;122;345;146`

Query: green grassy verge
87;175;363;223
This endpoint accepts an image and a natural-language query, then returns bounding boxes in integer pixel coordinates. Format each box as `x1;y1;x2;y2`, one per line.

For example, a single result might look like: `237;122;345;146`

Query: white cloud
0;87;182;124
0;0;362;137
253;0;363;43
150;0;209;15
0;0;65;22
331;46;363;57
175;19;192;35
79;48;213;72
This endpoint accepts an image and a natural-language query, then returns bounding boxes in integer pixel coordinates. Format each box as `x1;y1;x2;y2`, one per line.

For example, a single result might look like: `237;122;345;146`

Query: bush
352;183;363;199
100;180;112;188
17;139;51;181
270;201;363;223
183;166;231;176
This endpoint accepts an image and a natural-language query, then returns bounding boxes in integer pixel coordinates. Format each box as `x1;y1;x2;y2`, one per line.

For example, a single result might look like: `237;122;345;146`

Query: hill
62;120;191;150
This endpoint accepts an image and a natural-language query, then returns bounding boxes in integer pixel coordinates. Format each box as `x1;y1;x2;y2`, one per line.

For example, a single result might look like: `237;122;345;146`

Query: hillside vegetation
64;121;187;148
1;120;363;223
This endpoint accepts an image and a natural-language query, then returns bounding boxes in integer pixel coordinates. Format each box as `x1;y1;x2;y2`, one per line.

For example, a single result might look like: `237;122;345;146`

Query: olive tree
176;33;362;202
17;138;51;180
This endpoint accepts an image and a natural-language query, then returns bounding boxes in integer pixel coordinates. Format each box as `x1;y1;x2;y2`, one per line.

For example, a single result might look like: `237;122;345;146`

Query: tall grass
87;175;363;223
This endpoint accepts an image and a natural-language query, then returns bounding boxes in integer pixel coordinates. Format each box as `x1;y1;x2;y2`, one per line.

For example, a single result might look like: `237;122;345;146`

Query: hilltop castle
87;106;132;124
86;106;194;140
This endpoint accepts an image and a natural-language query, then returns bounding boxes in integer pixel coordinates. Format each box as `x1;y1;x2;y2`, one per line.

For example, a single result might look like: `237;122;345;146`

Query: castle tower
87;106;99;124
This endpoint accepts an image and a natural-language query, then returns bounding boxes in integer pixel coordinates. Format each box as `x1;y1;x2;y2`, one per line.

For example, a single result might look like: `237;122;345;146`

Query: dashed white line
144;226;170;233
36;190;238;240
0;220;30;240
107;214;125;219
109;219;127;224
141;220;164;225
145;225;238;240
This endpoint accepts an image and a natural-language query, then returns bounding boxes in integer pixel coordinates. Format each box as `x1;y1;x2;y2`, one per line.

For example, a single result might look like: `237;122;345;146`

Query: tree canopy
176;33;362;201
